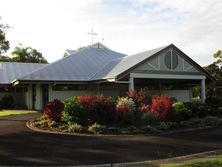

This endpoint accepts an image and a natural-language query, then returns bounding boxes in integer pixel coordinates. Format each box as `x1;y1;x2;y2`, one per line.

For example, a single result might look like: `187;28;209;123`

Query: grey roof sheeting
18;43;127;82
11;42;215;84
0;62;47;84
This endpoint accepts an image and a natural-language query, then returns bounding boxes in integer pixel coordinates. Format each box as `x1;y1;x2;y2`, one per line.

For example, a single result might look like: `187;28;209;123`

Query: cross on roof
88;28;98;45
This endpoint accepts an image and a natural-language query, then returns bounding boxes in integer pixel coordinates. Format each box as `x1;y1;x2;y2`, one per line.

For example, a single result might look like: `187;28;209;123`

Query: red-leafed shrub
65;94;116;125
126;89;151;124
139;103;150;113
127;88;148;103
91;95;116;124
150;96;173;121
76;95;94;109
44;99;64;122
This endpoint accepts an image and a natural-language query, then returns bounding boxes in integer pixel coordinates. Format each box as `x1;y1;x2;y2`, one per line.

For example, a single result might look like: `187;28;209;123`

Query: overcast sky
0;0;221;65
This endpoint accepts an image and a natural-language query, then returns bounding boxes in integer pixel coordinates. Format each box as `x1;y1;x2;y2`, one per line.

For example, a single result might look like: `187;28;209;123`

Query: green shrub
172;102;192;121
116;97;135;125
63;96;85;123
157;122;169;130
121;111;135;125
157;122;178;130
119;126;142;134
206;105;218;116
184;102;207;118
206;96;222;106
67;122;82;133
141;112;157;125
58;124;68;132
33;118;49;128
204;116;222;126
48;120;57;128
142;125;160;134
179;120;192;127
189;118;202;125
1;95;14;109
88;123;107;134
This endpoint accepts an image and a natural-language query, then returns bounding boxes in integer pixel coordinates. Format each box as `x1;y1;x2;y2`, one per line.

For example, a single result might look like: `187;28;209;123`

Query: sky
0;0;222;66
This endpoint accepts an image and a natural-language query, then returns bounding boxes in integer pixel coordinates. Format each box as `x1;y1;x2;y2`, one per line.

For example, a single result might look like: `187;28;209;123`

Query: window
164;50;178;70
0;87;27;92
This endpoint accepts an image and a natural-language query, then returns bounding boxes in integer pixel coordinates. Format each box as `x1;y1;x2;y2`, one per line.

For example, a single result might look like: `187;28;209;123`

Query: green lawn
161;155;222;167
0;110;37;117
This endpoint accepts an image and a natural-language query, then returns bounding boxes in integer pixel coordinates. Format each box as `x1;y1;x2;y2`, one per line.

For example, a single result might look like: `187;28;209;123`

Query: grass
161;155;222;167
0;110;37;117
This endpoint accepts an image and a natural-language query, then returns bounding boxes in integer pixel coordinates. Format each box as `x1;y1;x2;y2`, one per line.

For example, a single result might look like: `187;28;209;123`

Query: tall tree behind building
11;44;48;63
0;17;10;56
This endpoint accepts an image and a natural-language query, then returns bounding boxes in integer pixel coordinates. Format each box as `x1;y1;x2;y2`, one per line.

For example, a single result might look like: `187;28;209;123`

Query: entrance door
42;84;49;108
32;84;36;110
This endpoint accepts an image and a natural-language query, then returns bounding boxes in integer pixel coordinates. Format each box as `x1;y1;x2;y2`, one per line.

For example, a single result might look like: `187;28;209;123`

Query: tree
204;62;222;80
214;50;222;65
11;45;48;63
0;17;10;56
203;49;222;97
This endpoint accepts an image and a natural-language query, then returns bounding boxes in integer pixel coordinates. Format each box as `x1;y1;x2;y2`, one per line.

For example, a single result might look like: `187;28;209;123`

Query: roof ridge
89;58;121;80
89;49;127;80
129;45;169;57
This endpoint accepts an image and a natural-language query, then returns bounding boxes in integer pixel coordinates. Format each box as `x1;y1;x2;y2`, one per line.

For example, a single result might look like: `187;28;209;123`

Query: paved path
0;113;222;166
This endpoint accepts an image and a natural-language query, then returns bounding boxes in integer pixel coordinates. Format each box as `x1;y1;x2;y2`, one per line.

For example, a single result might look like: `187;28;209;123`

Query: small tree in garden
44;99;64;122
127;88;148;104
139;103;150;113
126;88;150;124
150;96;173;121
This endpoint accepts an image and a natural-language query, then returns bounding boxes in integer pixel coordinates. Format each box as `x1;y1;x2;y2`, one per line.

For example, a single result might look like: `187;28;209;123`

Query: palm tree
11;44;48;63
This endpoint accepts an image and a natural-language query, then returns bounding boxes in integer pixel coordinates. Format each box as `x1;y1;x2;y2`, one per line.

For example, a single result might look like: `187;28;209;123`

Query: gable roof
91;45;168;80
16;42;127;82
0;62;47;84
96;44;215;82
11;43;215;84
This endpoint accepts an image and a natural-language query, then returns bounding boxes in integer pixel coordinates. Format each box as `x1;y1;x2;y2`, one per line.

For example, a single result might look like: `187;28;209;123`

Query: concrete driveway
0;113;222;166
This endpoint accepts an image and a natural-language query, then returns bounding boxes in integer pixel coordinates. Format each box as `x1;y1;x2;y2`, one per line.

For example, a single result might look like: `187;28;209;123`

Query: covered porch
128;73;206;103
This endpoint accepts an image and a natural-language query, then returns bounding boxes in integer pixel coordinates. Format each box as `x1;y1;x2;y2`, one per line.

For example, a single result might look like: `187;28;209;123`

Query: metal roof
0;62;47;84
18;42;127;82
9;42;215;84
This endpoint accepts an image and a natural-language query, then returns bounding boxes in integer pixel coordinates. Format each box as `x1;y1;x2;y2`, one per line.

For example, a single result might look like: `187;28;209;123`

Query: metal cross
88;28;98;45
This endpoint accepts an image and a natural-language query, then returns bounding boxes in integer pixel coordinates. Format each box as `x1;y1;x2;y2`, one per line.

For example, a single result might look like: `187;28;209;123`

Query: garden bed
28;115;222;135
31;89;222;135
